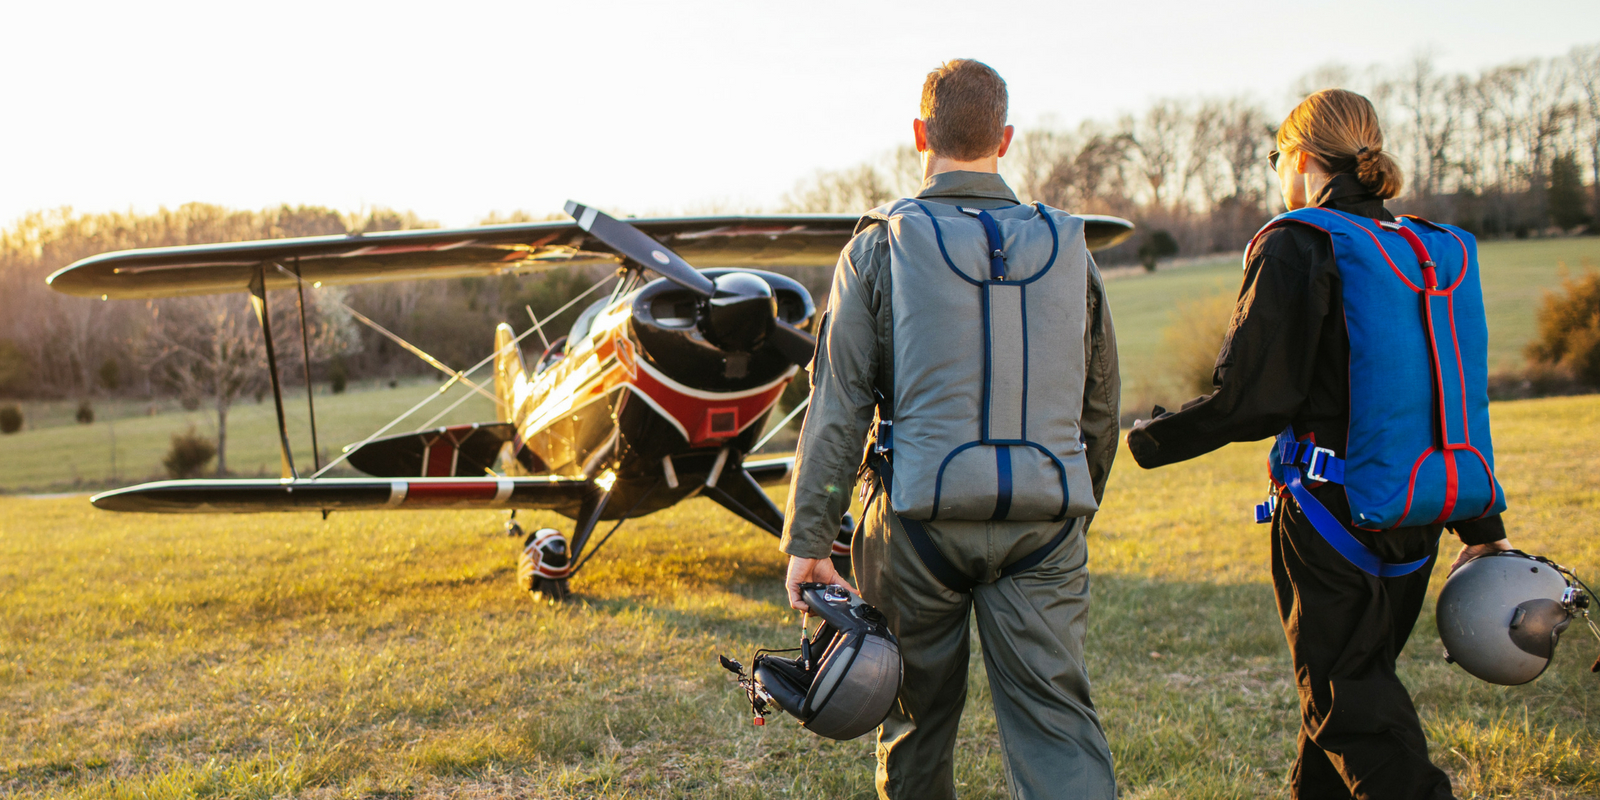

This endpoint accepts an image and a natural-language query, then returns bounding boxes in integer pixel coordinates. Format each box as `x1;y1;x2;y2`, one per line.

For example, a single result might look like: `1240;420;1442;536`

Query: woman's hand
1448;538;1513;575
785;556;855;611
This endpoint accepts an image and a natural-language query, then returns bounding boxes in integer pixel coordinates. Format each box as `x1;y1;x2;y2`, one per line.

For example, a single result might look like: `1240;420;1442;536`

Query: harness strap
897;513;1074;594
1278;438;1345;485
1266;427;1431;578
899;517;978;593
1383;220;1439;289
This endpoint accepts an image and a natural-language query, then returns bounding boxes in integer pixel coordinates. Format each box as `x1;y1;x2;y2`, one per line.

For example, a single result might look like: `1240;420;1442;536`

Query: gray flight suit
781;171;1122;800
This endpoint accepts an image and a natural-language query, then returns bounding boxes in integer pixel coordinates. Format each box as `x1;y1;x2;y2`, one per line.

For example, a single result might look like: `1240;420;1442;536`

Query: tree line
0;203;609;471
784;44;1600;266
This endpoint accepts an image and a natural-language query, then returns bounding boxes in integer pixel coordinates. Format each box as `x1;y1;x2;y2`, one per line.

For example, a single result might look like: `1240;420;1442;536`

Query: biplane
48;202;1134;599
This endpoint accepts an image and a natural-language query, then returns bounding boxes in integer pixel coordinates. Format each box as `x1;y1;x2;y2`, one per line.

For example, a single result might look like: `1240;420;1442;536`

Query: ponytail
1354;146;1404;200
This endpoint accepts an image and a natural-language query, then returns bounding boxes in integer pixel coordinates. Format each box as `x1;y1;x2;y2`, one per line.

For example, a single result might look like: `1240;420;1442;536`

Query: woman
1126;89;1511;800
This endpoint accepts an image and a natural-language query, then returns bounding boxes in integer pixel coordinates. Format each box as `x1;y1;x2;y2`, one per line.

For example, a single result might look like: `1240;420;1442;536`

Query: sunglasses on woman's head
1267;150;1280;170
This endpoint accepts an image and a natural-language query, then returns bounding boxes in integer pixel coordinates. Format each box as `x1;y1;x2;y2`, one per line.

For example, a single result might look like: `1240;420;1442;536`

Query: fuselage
500;269;815;519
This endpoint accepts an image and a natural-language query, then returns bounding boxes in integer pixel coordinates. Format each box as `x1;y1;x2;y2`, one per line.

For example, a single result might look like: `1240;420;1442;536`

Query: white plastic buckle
1305;446;1336;483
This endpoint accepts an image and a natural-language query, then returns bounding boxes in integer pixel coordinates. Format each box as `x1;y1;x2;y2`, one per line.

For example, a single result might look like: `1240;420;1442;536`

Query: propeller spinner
566;201;817;365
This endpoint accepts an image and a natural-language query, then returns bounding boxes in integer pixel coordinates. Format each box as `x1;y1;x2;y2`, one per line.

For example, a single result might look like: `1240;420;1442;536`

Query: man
780;59;1120;800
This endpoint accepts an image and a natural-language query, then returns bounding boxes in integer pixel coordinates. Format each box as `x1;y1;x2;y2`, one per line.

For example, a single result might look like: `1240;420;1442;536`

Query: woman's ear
1293;150;1312;175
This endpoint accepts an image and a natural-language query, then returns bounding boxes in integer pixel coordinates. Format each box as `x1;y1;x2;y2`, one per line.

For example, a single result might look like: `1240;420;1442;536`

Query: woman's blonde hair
1277;89;1404;200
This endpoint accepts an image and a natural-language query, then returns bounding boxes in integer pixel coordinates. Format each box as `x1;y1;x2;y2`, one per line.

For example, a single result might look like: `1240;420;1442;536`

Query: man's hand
785;556;855;612
1449;538;1513;575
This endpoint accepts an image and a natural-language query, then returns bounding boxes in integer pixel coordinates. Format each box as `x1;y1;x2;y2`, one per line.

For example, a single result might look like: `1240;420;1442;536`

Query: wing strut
289;258;322;472
249;264;298;480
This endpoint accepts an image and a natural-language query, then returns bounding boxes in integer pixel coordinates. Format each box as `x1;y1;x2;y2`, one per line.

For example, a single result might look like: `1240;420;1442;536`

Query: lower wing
90;476;592;514
744;456;794;487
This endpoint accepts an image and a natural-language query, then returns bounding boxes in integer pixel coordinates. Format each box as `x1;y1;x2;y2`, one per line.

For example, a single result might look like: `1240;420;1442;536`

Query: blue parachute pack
1249;207;1507;577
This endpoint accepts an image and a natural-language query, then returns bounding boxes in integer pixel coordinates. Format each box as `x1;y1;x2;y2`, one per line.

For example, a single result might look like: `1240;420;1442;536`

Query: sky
2;0;1597;229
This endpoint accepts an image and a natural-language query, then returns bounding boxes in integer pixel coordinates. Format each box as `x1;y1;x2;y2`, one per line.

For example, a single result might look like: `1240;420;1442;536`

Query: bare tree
1035;121;1135;216
142;294;265;476
1128;100;1189;209
1186;100;1230;212
140;285;359;476
1009;125;1080;204
1569;44;1600;220
1387;52;1460;207
780;164;896;213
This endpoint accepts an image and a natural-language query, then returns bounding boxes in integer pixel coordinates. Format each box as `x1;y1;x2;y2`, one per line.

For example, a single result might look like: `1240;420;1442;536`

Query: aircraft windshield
564;297;611;353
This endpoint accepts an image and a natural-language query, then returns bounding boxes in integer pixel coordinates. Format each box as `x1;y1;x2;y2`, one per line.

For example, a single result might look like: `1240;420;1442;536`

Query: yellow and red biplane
48;202;1134;598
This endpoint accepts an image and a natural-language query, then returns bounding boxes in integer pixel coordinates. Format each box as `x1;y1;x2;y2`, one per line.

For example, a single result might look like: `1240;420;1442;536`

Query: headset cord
719;646;801;724
1523;552;1600;673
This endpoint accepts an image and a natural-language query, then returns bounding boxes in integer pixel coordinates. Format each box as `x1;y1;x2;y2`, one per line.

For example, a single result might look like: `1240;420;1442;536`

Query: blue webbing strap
899;516;978;593
992;446;1013;521
1268;427;1431;578
976;210;1007;279
999;518;1074;579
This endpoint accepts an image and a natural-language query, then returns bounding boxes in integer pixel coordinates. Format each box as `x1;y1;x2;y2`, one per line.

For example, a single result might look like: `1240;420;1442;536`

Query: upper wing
46;215;861;300
47;212;1135;300
90;476;592;514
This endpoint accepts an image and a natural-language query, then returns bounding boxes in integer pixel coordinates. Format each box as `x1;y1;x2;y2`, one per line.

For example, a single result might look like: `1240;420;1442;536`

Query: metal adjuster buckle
874;420;893;454
1305;446;1336;483
1254;493;1278;524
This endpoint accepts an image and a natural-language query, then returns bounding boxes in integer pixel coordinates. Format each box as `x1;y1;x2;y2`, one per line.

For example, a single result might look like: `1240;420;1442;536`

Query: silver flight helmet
1436;551;1598;685
720;583;902;740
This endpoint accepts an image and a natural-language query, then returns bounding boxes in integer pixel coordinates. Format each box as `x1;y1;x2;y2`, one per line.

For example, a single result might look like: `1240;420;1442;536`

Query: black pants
1272;496;1454;800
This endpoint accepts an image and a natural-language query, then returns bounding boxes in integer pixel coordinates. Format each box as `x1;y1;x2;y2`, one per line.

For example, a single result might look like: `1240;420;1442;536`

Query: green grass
0;379;494;492
3;394;1597;798
1104;237;1600;405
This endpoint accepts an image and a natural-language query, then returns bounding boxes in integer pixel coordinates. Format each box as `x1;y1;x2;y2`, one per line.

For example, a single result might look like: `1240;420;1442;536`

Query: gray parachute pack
866;198;1098;522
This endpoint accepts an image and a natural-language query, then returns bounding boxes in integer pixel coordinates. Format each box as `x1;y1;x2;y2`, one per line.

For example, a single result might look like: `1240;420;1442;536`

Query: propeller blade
770;319;817;366
565;201;716;297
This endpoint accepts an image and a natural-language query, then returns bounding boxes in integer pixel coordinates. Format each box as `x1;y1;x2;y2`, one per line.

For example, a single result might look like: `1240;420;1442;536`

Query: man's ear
996;125;1015;158
913;118;929;153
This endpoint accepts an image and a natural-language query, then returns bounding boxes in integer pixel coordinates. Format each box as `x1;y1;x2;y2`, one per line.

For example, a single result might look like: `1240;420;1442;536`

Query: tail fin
493;323;527;425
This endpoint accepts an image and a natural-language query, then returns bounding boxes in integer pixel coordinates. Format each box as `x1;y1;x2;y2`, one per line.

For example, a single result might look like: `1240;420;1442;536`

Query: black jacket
1127;174;1506;545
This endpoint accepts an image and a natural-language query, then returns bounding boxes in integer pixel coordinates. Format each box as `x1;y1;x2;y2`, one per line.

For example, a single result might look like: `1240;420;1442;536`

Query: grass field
3;394;1597;799
1103;237;1600;402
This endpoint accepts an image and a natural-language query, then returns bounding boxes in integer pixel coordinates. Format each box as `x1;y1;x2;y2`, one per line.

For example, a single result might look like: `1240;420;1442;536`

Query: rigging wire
750;396;810;452
303;272;617;479
524;305;551;352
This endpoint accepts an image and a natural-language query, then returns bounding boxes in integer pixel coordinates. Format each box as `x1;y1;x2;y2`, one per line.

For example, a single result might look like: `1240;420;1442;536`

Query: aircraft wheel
519;527;574;602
